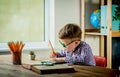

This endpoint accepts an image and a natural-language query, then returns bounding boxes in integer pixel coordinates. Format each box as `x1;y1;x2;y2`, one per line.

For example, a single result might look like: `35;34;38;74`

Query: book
22;63;75;74
101;5;120;35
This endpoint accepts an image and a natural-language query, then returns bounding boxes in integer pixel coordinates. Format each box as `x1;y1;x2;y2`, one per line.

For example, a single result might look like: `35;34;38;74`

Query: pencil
48;40;56;54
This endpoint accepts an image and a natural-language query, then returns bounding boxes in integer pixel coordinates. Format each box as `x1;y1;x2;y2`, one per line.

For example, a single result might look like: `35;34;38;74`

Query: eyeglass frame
59;40;78;48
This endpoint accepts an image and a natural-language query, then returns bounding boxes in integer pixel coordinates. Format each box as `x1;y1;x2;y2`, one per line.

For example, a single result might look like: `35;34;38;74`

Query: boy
50;23;96;66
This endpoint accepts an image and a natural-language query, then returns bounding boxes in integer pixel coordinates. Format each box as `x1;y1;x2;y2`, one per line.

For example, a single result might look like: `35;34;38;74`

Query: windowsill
0;42;50;52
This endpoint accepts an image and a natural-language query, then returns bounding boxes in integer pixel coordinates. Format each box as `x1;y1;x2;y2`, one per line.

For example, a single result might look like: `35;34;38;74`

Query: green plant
29;51;35;55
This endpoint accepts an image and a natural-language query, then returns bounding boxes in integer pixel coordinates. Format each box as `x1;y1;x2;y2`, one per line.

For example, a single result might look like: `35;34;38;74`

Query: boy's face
59;39;80;52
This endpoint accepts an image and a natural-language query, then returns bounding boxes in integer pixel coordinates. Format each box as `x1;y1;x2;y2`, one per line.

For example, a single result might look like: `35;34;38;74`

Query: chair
94;55;106;67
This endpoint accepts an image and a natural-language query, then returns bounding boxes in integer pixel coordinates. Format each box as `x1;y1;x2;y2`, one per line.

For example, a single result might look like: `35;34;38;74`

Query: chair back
94;55;106;67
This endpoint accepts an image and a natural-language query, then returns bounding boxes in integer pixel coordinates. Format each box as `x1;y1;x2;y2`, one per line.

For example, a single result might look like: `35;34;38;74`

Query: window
0;0;50;51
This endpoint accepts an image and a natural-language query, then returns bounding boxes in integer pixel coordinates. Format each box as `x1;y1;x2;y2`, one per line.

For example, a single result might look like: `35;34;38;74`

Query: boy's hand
50;51;57;58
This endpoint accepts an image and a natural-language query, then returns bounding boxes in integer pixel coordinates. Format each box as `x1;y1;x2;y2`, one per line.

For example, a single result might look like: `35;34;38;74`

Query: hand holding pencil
49;40;65;63
49;40;57;58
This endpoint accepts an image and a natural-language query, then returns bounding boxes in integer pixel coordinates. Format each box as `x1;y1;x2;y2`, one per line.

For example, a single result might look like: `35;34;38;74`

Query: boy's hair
58;23;82;40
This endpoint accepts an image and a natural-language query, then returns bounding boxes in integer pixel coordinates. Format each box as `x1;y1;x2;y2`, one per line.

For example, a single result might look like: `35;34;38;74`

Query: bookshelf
81;0;120;68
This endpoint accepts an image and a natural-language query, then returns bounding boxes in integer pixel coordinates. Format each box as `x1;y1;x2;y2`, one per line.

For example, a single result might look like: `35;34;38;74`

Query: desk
0;52;119;77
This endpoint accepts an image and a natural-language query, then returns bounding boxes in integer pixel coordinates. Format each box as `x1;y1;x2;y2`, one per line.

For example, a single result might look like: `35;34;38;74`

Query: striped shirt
57;41;96;66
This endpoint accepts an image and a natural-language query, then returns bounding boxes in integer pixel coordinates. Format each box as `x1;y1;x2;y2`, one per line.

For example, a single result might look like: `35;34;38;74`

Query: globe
90;9;100;28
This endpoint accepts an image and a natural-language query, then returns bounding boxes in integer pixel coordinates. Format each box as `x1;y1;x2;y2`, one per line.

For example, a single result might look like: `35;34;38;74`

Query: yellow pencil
48;40;56;54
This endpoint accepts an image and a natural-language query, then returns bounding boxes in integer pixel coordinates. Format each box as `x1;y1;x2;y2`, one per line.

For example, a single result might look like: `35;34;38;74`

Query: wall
48;0;80;49
54;0;80;48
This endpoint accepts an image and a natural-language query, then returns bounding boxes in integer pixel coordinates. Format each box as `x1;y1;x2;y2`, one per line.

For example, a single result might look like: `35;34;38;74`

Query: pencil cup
8;41;25;65
12;51;22;65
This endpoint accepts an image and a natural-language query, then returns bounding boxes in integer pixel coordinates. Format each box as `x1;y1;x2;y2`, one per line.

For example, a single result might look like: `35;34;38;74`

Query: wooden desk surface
0;52;119;77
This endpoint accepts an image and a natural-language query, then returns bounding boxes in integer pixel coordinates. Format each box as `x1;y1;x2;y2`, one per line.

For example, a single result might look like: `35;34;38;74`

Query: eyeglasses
59;40;76;48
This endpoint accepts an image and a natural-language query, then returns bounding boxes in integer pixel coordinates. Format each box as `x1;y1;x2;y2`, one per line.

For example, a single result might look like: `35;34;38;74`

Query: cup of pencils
8;41;25;65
